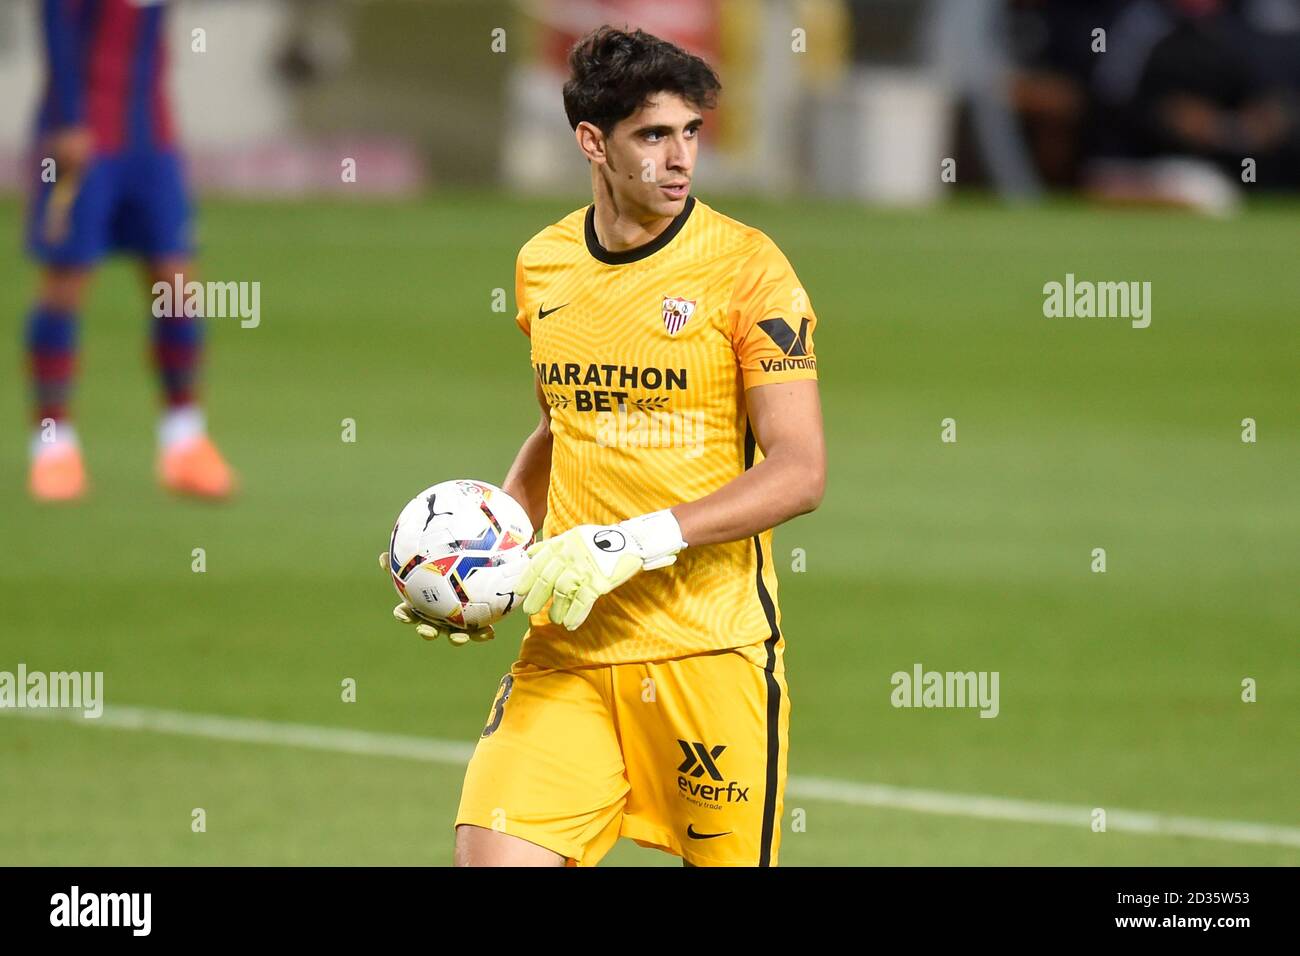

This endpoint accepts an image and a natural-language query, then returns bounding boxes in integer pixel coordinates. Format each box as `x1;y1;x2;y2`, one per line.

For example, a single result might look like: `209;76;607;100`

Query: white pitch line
787;776;1300;849
5;704;1299;850
2;703;474;765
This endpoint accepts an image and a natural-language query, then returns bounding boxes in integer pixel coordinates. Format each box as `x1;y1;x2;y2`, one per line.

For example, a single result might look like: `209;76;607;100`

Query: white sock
159;405;207;449
30;422;79;459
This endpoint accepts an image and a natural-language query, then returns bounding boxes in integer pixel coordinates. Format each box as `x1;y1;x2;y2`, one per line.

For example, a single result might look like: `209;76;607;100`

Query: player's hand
392;600;495;646
378;552;495;646
45;126;94;177
515;510;686;631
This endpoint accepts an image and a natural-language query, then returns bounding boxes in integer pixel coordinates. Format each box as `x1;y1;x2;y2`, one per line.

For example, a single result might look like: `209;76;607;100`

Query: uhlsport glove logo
592;529;626;552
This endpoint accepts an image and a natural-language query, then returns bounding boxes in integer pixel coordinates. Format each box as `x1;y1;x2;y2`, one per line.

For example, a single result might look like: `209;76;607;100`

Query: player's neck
589;173;676;253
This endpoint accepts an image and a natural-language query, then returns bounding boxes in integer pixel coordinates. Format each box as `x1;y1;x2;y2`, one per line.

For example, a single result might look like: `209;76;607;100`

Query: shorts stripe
753;536;782;867
744;420;783;867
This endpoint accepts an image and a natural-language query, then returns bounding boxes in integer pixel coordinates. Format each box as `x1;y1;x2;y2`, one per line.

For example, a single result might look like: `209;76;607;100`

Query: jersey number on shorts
481;674;514;738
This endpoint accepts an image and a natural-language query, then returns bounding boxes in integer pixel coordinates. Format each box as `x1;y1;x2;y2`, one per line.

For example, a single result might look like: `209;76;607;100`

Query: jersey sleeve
727;239;819;389
513;250;531;338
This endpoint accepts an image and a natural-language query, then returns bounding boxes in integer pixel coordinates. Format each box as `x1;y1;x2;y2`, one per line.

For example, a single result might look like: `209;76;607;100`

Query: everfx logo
676;740;749;804
677;740;726;779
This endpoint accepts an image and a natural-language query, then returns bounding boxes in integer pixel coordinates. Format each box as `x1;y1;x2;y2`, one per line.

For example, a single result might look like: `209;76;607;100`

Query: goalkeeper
391;26;825;868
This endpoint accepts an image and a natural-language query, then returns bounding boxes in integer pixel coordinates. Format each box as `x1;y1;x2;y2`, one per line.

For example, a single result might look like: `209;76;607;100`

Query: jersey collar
584;195;696;265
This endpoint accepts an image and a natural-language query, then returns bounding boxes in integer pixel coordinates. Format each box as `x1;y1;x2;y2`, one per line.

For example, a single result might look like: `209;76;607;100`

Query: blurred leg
146;257;236;498
28;266;93;425
145;257;204;413
26;267;94;501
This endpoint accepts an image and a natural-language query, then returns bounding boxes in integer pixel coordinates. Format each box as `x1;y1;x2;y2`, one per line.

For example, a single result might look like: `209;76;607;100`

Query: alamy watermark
1043;273;1151;328
152;273;261;328
595;407;706;459
890;663;1000;718
50;886;150;936
0;663;103;718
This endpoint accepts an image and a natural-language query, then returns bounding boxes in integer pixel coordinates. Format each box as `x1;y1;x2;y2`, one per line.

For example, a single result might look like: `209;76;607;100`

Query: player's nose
666;134;692;171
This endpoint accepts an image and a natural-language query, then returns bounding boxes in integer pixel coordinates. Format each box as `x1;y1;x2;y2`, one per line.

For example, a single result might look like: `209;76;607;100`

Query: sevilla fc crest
662;296;696;335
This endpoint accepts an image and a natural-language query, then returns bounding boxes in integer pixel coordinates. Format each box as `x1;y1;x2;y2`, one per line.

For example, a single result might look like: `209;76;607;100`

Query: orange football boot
158;435;236;499
29;444;87;502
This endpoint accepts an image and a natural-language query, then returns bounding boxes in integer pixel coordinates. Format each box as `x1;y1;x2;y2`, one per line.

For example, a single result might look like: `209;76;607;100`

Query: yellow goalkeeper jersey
513;196;819;668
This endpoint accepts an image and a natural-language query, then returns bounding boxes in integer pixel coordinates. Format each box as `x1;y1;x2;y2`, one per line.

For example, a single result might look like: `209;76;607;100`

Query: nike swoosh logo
538;303;568;320
686;825;731;840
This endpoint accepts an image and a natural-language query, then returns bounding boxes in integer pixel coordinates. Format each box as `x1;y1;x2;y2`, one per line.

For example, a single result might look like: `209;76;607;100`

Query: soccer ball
387;479;534;629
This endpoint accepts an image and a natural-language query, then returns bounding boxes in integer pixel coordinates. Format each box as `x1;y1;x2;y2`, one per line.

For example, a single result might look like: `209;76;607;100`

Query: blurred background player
24;0;234;501
1006;0;1300;204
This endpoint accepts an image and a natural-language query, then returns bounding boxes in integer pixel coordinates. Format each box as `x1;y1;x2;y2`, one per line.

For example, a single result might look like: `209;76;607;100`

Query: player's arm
41;0;91;171
670;379;824;547
515;382;825;630
500;249;550;533
501;374;552;534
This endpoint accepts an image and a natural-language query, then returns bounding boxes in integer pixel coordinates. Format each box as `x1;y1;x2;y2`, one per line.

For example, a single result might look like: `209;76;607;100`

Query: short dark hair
562;26;721;134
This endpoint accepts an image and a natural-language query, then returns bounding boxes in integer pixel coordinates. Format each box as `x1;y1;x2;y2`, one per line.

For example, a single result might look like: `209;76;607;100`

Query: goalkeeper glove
515;509;686;631
378;552;495;646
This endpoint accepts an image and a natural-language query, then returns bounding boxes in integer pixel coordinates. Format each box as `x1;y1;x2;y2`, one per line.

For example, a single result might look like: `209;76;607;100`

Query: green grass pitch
0;193;1296;865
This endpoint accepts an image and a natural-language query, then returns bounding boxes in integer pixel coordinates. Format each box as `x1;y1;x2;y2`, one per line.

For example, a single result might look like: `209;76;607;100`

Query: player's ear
575;121;607;165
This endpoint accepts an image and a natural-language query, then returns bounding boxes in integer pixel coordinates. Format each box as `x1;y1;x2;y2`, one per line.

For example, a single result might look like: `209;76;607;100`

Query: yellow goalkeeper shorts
454;639;789;867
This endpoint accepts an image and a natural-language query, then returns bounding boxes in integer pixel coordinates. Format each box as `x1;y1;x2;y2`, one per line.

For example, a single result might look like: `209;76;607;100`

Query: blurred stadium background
1;0;1296;866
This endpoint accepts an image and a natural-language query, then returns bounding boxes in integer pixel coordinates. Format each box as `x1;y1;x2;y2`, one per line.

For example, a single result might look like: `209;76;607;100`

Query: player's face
604;93;702;220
